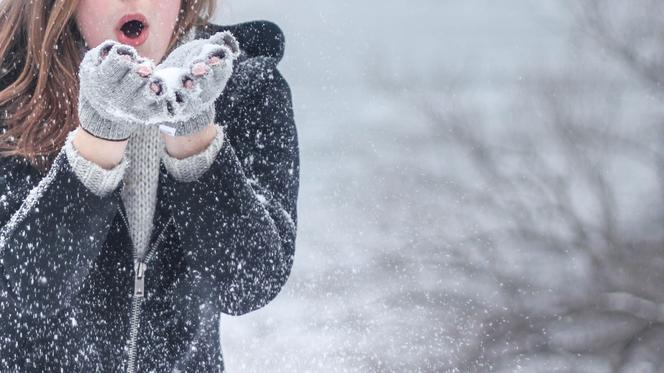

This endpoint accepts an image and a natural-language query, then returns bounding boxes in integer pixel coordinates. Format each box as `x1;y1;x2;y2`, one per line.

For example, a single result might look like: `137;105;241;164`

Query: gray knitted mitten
78;41;165;140
151;31;240;137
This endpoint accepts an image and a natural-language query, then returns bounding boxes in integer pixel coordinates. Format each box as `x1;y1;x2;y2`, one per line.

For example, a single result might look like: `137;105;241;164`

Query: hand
77;41;165;140
150;31;240;137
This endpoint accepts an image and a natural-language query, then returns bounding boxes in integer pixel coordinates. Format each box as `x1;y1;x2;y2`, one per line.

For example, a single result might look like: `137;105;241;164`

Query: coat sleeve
0;144;122;325
160;63;300;316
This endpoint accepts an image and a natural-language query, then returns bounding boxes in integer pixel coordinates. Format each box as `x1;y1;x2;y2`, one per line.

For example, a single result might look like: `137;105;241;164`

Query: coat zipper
118;204;174;373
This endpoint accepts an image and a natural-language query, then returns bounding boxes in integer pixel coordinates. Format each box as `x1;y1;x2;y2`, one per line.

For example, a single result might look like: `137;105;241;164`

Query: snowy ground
213;1;575;371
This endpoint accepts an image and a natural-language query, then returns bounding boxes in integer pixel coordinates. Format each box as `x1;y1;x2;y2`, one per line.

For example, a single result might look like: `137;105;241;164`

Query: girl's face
75;0;182;63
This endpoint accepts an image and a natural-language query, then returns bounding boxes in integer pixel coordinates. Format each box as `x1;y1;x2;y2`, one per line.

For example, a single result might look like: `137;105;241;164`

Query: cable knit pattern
160;123;225;183
121;124;161;259
64;128;129;197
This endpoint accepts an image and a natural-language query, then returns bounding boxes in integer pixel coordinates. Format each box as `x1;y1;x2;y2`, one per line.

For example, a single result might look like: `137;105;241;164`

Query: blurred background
216;1;664;372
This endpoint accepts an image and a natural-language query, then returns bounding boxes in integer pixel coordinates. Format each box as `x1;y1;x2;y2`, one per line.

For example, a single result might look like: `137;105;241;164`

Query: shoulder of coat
195;20;286;64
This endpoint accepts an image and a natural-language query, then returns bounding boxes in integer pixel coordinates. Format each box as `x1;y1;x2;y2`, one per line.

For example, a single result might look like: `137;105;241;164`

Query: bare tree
434;2;664;371
365;1;664;371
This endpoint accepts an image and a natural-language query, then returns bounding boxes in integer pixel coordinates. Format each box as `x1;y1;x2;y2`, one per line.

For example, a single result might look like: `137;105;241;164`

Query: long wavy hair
0;0;216;173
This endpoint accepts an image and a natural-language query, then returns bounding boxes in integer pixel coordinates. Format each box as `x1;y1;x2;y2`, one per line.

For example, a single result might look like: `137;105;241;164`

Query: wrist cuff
160;124;224;182
78;98;136;141
159;105;216;137
64;128;129;197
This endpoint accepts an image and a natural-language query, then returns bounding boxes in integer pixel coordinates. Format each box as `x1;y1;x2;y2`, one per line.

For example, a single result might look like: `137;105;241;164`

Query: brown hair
0;0;216;174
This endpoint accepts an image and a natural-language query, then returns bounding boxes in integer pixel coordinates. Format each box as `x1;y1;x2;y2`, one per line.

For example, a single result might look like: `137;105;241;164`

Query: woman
0;0;299;371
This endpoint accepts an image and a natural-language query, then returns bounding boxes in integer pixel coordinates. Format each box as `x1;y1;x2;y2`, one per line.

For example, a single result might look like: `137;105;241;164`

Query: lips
115;13;149;47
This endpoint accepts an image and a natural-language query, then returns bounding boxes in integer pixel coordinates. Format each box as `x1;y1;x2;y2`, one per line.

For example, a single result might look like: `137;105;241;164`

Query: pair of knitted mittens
78;31;240;140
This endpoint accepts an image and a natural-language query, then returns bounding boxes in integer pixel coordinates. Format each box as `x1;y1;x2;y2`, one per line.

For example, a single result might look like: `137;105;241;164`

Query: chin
132;46;158;63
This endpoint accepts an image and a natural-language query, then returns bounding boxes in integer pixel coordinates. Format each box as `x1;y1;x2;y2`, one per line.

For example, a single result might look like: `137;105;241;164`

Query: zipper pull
134;260;146;298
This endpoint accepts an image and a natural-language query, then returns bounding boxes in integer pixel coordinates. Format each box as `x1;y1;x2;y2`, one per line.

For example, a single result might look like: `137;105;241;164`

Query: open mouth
115;14;149;47
121;20;145;39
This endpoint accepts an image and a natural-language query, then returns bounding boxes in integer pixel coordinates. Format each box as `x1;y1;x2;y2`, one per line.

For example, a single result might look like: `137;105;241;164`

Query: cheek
149;1;182;57
75;0;114;47
160;1;182;19
152;1;181;35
